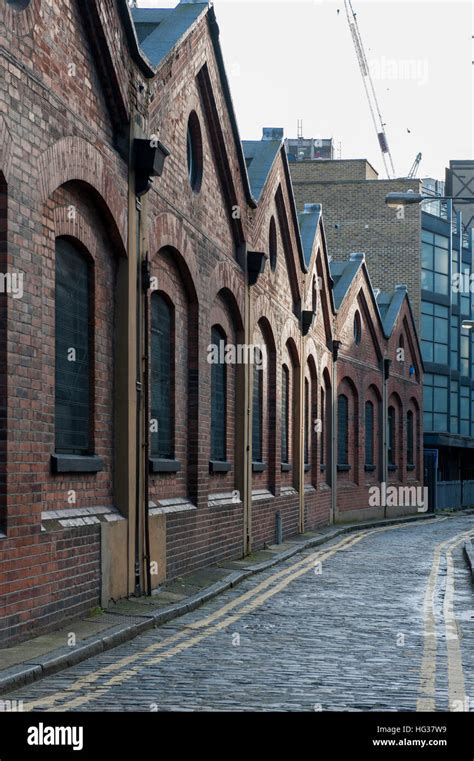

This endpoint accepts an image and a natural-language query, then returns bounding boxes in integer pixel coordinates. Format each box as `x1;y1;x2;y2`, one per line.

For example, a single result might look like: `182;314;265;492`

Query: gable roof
330;253;365;310
131;4;208;67
297;204;322;269
242;140;282;203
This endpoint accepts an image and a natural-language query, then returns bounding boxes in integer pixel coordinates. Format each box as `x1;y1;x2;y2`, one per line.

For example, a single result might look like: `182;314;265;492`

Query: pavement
0;511;452;699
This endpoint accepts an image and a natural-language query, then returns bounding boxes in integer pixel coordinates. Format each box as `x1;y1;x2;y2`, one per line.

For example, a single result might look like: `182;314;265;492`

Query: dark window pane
388;407;395;466
281;365;289;463
365;401;374;465
407;411;414;466
55;239;91;454
304;378;309;465
211;326;226;461
151;294;173;459
338;394;348;465
252;364;263;462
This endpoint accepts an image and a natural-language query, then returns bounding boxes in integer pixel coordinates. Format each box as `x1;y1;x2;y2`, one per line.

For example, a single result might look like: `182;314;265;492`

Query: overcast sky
135;0;473;181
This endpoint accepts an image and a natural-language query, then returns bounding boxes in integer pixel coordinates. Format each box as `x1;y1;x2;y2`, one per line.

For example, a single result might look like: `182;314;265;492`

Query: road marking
416;529;472;712
444;533;474;711
23;518;443;712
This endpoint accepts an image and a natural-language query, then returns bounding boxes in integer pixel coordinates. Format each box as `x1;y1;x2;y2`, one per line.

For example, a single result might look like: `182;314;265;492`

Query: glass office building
421;196;474;481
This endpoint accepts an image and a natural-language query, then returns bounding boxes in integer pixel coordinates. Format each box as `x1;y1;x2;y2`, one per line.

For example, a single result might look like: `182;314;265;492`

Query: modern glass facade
421;198;474;480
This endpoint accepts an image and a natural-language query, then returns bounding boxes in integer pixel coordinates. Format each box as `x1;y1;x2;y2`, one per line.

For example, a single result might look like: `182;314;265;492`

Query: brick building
289;154;474;500
0;0;423;645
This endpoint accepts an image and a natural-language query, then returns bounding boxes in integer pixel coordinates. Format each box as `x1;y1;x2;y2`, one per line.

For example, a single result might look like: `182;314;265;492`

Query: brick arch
252;294;276;338
37;137;127;255
150;212;201;305
2;0;41;36
306;337;320;374
0;116;13;182
279;317;300;366
208;261;244;332
365;381;382;402
53;207;99;261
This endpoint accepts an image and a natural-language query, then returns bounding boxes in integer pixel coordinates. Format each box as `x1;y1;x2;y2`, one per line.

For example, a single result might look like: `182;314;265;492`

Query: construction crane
407;152;422;178
344;0;396;179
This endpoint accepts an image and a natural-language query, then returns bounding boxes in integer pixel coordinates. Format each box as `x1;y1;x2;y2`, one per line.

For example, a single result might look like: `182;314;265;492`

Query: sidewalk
0;512;439;695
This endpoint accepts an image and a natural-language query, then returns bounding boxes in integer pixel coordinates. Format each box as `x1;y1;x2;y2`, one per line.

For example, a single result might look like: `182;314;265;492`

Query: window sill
51;454;104;474
209;460;232;474
337;464;351;472
149;458;181;474
364;464;376;472
281;463;291;473
304;464;311;472
388;464;398;472
407;464;416;472
252;462;266;473
320;464;326;473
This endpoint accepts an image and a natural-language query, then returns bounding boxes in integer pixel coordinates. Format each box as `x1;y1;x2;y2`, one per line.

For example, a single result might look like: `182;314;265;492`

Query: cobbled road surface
6;514;474;712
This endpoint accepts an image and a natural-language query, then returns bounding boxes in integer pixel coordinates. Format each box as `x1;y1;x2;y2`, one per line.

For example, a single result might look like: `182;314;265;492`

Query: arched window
7;1;31;9
252;364;263;463
320;387;325;466
338;394;348;465
211;326;227;462
388;406;396;466
407;410;414;467
55;238;91;455
353;310;362;345
281;365;290;464
269;216;277;272
187;111;203;193
304;378;310;465
365;401;374;466
151;293;174;459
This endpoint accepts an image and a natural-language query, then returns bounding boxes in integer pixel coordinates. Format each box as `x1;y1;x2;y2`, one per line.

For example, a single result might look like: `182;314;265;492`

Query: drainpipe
299;328;305;535
134;196;143;596
243;248;252;556
382;358;391;519
331;340;341;524
142;249;152;596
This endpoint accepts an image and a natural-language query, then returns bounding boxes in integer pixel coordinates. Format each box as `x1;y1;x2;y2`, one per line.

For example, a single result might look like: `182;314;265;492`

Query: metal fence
437;480;474;510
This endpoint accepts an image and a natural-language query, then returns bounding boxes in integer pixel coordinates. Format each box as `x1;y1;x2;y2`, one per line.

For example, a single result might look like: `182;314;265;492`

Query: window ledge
252;462;266;473
388;464;398;472
304;464;311;472
149;458;181;474
364;464;376;472
51;454;104;474
281;463;291;473
209;460;232;474
320;464;326;473
407;464;416;471
337;464;351;472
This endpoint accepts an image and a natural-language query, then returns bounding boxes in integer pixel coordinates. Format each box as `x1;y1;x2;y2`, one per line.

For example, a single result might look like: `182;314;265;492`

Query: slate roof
297;204;322;269
376;286;408;336
131;4;208;67
242;140;282;203
329;253;365;310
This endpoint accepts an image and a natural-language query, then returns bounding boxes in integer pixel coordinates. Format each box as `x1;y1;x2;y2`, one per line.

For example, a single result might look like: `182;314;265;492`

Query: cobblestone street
7;514;474;712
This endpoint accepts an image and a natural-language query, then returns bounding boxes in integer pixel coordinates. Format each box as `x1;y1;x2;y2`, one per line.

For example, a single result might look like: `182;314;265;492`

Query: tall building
290;157;474;500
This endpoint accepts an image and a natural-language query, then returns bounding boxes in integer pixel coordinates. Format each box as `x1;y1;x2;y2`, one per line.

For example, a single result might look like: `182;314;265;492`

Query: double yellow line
24;524;410;712
416;529;473;712
21;518;450;712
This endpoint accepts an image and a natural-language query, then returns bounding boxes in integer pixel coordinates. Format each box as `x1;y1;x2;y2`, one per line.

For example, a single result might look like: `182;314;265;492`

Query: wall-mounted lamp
134;138;170;197
301;310;315;336
247;251;267;286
